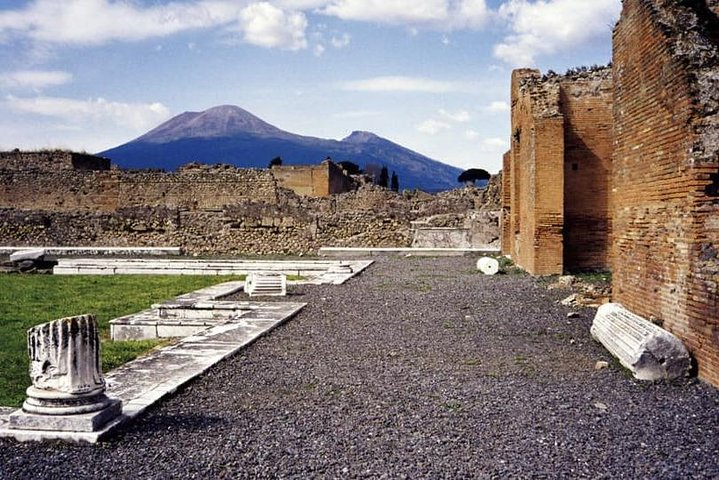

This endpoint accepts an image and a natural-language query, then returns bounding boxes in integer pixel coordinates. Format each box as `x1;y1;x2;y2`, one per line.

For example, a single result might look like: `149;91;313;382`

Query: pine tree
379;166;389;188
390;171;399;192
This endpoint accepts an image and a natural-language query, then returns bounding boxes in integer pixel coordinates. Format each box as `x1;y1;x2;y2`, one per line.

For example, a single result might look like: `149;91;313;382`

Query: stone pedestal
8;314;121;433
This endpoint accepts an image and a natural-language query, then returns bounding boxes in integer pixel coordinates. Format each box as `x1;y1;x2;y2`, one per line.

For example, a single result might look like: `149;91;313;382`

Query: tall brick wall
561;72;614;270
503;68;614;275
505;69;565;275
612;0;719;385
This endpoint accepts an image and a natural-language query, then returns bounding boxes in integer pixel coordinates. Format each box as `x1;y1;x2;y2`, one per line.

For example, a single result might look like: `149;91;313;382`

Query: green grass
0;274;244;407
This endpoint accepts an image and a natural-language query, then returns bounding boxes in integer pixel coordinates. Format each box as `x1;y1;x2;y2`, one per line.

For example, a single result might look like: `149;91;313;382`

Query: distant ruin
503;0;719;387
0;151;500;256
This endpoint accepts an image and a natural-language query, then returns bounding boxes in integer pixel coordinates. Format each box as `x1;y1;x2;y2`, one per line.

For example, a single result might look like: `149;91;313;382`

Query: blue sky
0;0;621;173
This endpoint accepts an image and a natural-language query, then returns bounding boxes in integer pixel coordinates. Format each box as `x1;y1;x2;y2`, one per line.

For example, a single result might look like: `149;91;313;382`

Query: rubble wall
0;155;502;255
612;0;719;385
0;150;110;171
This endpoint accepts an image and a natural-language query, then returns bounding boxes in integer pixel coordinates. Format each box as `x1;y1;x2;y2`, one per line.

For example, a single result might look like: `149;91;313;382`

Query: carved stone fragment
12;314;122;430
591;303;691;381
477;257;500;275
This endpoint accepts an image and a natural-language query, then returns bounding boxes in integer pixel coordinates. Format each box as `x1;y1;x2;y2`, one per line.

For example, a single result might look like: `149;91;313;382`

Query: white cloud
439;108;470;122
314;43;326;56
330;33;351;48
319;0;490;30
417;119;451;135
0;0;232;45
0;0;308;51
0;70;72;89
238;2;308;50
5;95;171;131
485;100;510;112
494;0;621;66
340;76;459;93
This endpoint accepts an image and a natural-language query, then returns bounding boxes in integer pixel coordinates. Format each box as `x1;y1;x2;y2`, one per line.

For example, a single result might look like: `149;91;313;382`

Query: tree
458;168;491;185
338;161;361;175
379;166;389;188
268;156;282;168
390;171;399;192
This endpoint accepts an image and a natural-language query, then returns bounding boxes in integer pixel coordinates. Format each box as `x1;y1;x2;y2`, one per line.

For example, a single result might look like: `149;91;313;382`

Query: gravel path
2;256;718;479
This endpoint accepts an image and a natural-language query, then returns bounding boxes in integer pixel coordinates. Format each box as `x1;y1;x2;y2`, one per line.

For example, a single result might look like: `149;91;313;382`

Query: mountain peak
343;131;380;144
135;104;286;143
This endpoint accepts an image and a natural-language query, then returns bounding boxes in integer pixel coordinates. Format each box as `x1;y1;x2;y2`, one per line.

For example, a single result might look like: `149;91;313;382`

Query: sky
0;0;621;173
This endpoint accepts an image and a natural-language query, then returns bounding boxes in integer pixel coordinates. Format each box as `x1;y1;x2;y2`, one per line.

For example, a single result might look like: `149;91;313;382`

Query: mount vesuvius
98;105;463;192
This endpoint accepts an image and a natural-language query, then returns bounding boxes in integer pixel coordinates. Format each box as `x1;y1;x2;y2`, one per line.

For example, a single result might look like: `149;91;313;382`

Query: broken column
591;303;691;381
9;314;121;432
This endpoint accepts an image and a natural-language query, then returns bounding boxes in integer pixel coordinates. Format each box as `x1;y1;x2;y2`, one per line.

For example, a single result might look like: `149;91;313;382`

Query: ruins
0;151;500;255
503;0;719;387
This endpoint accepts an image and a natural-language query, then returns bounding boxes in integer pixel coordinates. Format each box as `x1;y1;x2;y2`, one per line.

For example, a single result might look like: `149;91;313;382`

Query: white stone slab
9;249;46;262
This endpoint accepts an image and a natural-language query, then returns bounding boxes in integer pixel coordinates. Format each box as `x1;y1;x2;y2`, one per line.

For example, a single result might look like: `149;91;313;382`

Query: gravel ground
2;256;718;479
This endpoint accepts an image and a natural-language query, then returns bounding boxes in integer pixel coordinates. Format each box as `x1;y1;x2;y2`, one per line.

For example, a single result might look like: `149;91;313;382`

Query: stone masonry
0;152;501;255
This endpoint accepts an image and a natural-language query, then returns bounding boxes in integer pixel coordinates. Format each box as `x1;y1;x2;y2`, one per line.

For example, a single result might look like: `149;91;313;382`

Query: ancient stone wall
0;150;110;171
0;154;501;255
502;68;613;275
612;0;719;385
0;164;279;212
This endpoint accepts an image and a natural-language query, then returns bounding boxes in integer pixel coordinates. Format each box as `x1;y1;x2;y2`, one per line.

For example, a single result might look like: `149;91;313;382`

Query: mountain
99;105;463;192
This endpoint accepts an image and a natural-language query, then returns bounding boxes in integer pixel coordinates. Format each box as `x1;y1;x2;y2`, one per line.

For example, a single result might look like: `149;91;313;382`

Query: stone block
9;249;45;262
591;303;691;381
244;273;287;297
8;398;121;432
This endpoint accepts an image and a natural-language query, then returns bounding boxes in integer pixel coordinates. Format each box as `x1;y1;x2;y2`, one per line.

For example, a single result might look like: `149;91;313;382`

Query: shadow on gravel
111;413;227;441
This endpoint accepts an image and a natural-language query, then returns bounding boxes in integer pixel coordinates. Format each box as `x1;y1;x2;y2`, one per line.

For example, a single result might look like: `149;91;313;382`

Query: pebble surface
2;256;718;479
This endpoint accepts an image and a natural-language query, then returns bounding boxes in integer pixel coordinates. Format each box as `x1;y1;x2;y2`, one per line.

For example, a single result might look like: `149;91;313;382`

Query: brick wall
503;68;614;275
612;0;719;385
505;69;565;275
561;71;614;270
270;160;354;197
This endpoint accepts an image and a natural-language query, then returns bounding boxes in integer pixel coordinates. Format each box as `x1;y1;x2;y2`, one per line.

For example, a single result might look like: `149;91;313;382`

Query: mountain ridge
100;105;463;192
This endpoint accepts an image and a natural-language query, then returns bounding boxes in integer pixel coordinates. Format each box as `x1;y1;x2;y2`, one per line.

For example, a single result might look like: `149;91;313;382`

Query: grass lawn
0;274;244;407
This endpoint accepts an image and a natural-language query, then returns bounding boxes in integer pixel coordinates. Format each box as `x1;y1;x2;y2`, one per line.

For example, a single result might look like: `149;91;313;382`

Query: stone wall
0;163;279;212
502;68;613;275
0;154;501;256
612;0;719;385
0;150;110;171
